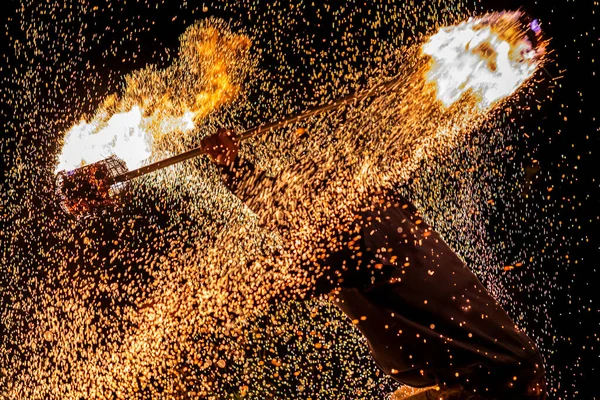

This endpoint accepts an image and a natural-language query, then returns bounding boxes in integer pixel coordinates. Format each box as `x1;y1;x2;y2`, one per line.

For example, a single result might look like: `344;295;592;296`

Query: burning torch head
55;155;129;218
422;11;546;109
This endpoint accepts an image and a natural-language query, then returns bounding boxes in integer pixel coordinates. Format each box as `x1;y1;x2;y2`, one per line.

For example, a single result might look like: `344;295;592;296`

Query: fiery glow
422;12;545;109
55;106;151;171
55;20;251;172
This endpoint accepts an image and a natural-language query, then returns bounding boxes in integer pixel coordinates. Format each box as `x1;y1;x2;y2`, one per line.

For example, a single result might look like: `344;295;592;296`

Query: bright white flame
55;106;153;172
422;12;543;109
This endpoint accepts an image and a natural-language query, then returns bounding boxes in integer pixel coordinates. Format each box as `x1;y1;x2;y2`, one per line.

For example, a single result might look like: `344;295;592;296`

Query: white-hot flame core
422;12;543;109
55;106;153;172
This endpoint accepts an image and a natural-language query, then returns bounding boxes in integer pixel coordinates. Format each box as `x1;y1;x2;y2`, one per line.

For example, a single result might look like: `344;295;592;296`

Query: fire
55;19;251;172
55;106;151;172
422;11;545;109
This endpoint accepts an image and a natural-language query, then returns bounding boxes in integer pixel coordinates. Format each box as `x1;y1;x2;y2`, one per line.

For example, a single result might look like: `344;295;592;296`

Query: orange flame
56;19;252;172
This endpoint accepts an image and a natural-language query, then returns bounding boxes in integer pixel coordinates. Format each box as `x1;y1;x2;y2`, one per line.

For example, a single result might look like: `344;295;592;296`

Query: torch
54;72;411;218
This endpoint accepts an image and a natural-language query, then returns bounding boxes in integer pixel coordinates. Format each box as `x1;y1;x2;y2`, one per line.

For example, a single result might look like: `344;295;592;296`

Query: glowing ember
422;11;545;109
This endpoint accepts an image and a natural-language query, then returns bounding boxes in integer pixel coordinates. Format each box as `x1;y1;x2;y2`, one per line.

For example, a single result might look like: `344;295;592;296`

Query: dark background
1;0;597;398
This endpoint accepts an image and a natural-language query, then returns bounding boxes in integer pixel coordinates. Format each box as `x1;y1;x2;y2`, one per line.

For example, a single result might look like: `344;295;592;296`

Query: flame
55;20;251;172
422;11;545;109
55;106;152;172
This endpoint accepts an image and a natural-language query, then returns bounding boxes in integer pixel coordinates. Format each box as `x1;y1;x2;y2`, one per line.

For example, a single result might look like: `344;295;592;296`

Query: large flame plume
422;11;545;109
55;19;251;172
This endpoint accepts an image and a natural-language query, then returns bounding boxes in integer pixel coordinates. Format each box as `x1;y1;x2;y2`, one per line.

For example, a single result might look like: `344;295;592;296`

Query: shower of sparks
7;1;593;399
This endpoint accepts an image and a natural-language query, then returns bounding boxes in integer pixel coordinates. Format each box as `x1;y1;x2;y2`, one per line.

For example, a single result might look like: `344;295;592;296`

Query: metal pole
109;71;410;185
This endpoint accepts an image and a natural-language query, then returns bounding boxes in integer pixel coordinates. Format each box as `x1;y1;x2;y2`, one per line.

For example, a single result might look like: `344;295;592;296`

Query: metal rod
111;146;211;184
110;72;409;185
